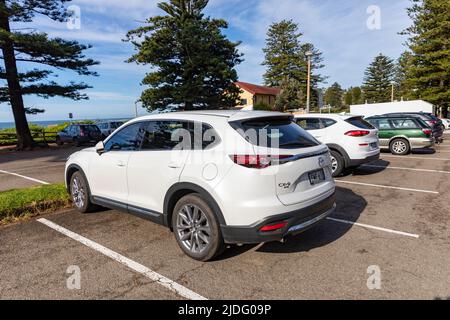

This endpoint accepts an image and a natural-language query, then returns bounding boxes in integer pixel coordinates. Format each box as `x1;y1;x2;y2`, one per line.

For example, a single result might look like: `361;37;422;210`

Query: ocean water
0;118;130;130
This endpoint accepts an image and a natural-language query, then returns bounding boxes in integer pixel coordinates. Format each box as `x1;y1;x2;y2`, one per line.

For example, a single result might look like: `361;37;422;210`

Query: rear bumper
411;137;434;149
221;193;336;244
347;153;380;167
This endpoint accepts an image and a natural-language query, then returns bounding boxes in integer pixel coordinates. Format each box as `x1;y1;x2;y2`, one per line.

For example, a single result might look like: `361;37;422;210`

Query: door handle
117;161;126;167
168;162;181;169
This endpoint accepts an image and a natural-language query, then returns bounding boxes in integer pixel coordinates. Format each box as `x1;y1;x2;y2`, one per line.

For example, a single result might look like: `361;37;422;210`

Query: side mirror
95;141;105;155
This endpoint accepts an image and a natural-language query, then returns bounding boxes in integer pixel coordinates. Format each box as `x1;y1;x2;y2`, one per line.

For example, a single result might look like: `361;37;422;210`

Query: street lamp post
305;51;313;113
134;100;139;118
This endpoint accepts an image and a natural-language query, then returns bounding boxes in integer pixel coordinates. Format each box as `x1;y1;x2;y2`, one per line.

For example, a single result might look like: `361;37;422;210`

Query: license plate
370;142;378;150
308;169;325;185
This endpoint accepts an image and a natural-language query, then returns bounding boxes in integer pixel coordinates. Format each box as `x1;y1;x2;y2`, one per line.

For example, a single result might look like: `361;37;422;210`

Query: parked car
293;114;380;177
96;121;124;139
383;112;444;143
365;115;434;155
65;111;336;261
56;124;102;147
440;118;450;130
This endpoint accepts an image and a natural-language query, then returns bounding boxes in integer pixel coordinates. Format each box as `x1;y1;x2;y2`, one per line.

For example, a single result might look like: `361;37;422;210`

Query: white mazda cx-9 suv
65;110;336;261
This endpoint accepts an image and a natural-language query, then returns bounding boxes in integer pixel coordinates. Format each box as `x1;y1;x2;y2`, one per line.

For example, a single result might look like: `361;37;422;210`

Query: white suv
65;111;336;261
294;114;380;176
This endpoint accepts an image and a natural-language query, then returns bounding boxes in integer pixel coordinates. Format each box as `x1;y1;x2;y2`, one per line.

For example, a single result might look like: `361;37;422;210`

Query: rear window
345;117;375;129
231;117;320;149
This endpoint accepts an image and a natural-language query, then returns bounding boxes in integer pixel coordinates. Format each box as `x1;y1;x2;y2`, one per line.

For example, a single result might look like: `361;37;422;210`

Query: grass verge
0;184;71;225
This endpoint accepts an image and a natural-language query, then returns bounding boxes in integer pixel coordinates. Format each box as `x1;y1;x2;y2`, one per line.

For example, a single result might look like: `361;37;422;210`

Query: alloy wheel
176;204;211;254
392;141;407;154
330;156;338;173
71;177;85;208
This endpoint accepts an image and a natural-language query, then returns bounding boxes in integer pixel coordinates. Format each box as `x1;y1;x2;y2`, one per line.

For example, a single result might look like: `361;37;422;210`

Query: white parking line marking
37;218;207;300
326;217;419;238
361;164;450;174
382;155;450;161
0;169;50;185
336;180;439;194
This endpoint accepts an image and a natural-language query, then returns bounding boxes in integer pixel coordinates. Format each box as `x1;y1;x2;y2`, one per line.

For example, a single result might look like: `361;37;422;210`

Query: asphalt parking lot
1;136;449;299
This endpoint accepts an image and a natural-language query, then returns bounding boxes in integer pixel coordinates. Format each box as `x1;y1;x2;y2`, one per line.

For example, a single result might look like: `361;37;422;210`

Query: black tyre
73;137;81;147
172;194;225;261
330;150;344;177
56;136;63;146
390;138;410;155
69;171;97;213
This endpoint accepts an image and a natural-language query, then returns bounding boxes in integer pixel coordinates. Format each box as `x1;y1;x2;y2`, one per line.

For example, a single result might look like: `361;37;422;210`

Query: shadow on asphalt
0;144;86;165
343;160;391;176
411;148;436;155
218;186;366;258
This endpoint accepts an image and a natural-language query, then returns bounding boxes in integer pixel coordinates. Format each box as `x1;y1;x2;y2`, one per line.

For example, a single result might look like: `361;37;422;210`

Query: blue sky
0;0;412;122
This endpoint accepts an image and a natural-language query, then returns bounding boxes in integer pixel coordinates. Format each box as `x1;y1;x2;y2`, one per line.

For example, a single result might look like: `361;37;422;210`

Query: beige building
235;82;280;109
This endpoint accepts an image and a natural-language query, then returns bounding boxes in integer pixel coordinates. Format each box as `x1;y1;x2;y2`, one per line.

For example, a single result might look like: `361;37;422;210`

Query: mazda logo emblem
318;157;325;168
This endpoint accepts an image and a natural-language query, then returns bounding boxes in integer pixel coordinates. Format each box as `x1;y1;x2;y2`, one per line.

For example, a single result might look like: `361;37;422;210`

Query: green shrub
253;102;273;111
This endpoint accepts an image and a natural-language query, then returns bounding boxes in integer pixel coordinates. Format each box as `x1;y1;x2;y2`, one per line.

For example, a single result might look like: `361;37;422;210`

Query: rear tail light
345;130;370;137
230;155;292;169
260;222;287;232
422;128;432;136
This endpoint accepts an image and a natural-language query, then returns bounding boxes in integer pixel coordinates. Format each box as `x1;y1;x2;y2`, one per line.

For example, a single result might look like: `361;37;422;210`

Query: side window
104;122;144;151
305;118;322;130
296;119;308;130
141;121;191;151
373;119;392;130
391;119;418;129
321;118;337;128
191;122;220;150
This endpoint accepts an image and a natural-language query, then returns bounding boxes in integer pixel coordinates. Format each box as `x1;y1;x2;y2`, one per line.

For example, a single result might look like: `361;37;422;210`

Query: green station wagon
365;116;434;155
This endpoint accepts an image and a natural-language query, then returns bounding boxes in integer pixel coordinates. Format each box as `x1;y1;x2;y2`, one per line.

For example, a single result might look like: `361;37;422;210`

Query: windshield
345;117;375;129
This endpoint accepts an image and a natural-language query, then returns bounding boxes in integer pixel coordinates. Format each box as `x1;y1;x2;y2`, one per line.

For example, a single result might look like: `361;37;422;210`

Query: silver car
96;121;124;139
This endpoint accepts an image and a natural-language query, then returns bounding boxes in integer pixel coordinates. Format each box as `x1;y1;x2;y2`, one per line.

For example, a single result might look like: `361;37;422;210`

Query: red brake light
345;130;370;137
260;222;288;232
422;129;432;136
230;155;292;169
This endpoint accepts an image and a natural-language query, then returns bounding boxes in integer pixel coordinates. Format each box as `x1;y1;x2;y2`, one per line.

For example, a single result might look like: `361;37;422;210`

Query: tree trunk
0;5;36;150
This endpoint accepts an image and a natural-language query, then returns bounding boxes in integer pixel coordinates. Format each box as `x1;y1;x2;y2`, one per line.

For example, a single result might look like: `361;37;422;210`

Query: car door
88;122;145;204
374;119;393;147
126;120;192;214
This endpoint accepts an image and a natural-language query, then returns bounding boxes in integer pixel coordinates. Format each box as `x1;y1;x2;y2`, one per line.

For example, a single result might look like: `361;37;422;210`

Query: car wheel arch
163;182;226;230
326;143;350;167
388;135;410;145
66;164;92;196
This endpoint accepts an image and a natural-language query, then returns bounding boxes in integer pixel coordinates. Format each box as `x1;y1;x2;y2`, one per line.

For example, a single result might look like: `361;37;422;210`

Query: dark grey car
56;124;102;146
